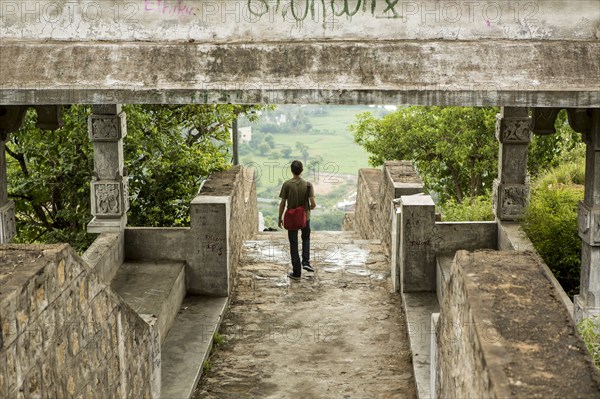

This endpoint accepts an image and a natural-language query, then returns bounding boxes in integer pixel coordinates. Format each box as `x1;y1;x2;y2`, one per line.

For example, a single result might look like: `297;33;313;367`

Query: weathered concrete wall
0;244;160;398
354;162;423;257
379;161;424;255
434;222;497;254
353;168;382;240
2;1;598;42
2;40;598;106
189;165;258;296
436;250;600;398
124;228;190;261
1;1;599;106
82;231;125;284
123;165;257;296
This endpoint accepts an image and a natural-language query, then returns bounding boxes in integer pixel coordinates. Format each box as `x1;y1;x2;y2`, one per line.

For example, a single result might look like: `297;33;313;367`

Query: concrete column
575;109;600;321
0;138;16;243
188;195;231;296
492;107;532;221
87;105;129;233
399;194;436;293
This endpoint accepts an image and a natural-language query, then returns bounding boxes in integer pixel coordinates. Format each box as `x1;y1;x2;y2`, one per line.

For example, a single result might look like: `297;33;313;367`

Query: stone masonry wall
436;250;600;398
353;168;382;241
0;244;159;399
225;165;258;293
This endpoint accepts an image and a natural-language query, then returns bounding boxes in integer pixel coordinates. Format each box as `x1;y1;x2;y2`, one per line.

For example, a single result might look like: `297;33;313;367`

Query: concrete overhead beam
1;40;599;106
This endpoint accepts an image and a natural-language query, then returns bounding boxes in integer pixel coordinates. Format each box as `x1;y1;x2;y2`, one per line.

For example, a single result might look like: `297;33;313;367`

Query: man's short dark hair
291;160;303;175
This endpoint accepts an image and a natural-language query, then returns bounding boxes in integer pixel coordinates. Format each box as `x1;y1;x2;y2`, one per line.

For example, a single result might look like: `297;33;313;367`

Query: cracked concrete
195;230;416;399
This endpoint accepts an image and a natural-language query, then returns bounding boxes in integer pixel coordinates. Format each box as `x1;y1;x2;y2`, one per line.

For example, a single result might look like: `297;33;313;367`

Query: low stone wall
124;165;257;296
435;250;600;398
434;222;497;254
353;168;382;240
498;221;573;315
0;244;160;398
82;231;124;284
378;161;424;254
354;162;423;256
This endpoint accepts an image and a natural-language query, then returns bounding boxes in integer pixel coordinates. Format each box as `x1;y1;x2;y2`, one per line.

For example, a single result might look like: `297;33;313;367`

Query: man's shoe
288;272;301;280
302;264;315;273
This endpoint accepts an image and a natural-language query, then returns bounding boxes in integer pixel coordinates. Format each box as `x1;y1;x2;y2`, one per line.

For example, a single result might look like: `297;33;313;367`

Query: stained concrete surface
162;296;229;399
195;231;416;399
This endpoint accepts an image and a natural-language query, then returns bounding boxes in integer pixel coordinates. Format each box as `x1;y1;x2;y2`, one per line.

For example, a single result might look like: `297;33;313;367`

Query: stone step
402;292;440;399
436;255;454;303
161;296;228;399
110;261;186;344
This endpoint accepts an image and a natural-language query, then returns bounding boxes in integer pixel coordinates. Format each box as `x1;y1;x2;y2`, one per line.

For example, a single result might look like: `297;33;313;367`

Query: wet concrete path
195;231;416;399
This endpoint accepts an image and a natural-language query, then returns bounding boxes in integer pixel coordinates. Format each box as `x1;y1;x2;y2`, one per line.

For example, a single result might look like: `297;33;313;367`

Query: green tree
281;146;293;158
351;106;498;203
295;142;309;165
265;134;276;149
258;143;271;156
6;104;265;251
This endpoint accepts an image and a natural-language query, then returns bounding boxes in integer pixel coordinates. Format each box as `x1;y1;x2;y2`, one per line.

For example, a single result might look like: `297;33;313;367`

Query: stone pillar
399;194;436;293
575;109;600;321
87;105;129;233
0;137;16;243
492;107;532;221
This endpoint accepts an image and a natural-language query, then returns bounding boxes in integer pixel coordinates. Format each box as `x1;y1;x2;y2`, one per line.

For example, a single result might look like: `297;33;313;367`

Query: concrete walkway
195;231;416;399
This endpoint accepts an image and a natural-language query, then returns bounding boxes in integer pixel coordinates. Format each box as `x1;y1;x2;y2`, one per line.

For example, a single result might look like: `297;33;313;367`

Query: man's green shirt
279;177;314;220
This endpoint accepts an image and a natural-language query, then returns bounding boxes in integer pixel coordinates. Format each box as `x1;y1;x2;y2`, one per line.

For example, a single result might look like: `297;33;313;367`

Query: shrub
440;196;495;221
522;160;585;298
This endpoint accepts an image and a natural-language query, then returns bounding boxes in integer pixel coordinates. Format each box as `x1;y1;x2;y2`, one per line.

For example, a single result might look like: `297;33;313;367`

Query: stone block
88;112;126;141
493;180;529;221
90;178;129;219
498;144;529;184
189;197;230;296
400;194;436;293
495;113;532;144
0;200;16;244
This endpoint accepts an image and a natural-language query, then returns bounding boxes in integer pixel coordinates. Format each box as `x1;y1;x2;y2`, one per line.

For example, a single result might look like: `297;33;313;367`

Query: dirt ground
195;231;416;399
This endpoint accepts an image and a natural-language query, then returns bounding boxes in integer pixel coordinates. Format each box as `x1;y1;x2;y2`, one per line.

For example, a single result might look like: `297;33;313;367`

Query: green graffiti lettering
331;0;362;17
290;0;310;21
247;0;269;17
383;0;399;16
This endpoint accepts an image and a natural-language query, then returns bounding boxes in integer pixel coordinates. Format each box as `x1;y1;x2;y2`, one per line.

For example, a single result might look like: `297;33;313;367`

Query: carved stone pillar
87;105;129;233
492;107;531;221
0;137;16;243
574;109;600;321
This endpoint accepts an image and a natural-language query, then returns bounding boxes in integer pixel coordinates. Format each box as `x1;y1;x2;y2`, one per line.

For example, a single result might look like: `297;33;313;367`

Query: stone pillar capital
495;113;532;144
88;112;127;141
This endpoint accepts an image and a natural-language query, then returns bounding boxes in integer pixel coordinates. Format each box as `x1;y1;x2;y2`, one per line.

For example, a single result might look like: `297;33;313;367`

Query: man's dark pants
288;219;311;276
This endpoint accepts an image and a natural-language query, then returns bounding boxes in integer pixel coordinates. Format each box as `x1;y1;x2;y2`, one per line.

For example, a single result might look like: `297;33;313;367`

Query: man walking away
278;160;317;280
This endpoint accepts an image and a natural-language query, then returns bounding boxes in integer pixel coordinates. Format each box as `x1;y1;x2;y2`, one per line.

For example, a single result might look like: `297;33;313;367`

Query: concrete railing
124;165;258;296
82;231;125;285
353;161;424;257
